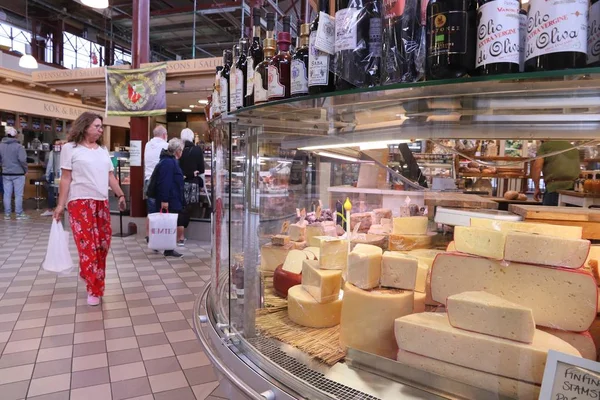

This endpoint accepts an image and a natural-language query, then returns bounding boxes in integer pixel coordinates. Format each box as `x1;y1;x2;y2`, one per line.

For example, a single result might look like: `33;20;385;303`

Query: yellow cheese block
306;224;326;246
260;243;293;272
504;231;590;268
388;232;436;251
470;217;582;239
405;249;444;269
414;291;426;313
319;238;348;271
454;226;506;260
309;235;336;248
381;252;427;292
289;223;306;242
287;285;342;328
340;282;413;359
302;259;342;303
347;244;382;290
446;241;456;252
392;216;428;235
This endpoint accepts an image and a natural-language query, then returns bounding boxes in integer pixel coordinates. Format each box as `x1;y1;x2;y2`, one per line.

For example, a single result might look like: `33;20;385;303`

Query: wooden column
129;0;150;218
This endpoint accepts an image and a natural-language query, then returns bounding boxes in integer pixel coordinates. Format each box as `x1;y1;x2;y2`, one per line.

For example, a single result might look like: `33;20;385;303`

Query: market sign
539;350;600;400
106;63;166;117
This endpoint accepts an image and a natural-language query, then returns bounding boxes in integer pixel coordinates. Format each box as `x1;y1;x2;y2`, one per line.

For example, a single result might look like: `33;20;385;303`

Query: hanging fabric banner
106;63;167;116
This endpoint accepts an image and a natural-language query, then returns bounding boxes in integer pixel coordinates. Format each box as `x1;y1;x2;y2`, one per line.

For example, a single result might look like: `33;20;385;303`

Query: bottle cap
239;37;248;52
300;23;311;36
253;8;261;25
264;37;276;51
283;16;291;33
266;12;275;31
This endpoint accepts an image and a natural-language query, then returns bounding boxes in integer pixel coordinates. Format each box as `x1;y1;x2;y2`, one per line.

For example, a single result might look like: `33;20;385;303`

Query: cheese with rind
347;244;383;289
373;208;392;224
406;249;444;269
289;223;306;242
447;291;535;343
454;226;506;260
431;253;598;331
260;243;293;272
393;216;428;235
273;265;301;298
309;235;336;248
302;259;342;303
504;231;590;268
396;351;541;400
446;241;456;252
394;312;580;384
281;250;308;274
381;252;427;292
388;233;436;251
539;328;597;360
319;238;348;271
350;212;372;233
303;247;320;260
287;285;342;328
470;217;583;239
340;283;413;359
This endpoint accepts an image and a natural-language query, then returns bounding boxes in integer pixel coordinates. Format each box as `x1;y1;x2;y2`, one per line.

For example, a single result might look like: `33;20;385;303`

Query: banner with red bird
106;63;167;116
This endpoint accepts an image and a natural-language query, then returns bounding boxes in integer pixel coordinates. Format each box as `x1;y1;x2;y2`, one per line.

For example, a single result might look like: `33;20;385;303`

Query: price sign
539;350;600;400
281;221;290;234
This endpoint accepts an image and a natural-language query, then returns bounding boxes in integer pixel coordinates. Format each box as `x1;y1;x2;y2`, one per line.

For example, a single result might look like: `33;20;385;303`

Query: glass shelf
212;68;600;142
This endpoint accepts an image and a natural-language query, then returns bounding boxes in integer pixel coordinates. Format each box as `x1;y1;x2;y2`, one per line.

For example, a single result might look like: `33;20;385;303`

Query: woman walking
53;112;126;306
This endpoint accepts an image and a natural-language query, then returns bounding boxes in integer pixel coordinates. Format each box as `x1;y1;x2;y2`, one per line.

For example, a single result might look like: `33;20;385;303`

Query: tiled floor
0;214;225;400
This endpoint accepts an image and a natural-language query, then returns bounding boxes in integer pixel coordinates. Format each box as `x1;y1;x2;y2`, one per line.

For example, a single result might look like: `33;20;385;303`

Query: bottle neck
277;32;291;53
264;50;275;59
299;36;309;48
252;26;262;40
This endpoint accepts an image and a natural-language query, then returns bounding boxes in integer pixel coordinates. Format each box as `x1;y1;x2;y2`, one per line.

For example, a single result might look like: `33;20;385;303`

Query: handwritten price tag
540;350;600;400
281;221;290;234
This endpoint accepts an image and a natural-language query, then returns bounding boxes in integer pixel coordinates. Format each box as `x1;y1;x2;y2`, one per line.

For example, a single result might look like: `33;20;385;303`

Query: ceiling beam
111;2;242;20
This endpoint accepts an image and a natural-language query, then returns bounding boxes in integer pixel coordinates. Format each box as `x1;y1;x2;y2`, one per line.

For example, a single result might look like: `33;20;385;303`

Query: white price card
315;12;336;55
539;350;600;400
129;140;142;167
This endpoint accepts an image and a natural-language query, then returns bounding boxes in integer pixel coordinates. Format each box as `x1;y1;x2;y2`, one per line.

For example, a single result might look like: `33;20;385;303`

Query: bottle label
254;72;268;103
234;69;244;108
315;12;336;55
336;8;359;52
525;0;588;62
589;2;600;64
475;0;521;68
268;65;285;98
384;0;405;19
309;31;330;86
519;12;527;71
220;77;228;112
291;59;309;95
369;18;382;57
429;11;469;56
213;89;220;114
247;57;255;95
229;65;238;111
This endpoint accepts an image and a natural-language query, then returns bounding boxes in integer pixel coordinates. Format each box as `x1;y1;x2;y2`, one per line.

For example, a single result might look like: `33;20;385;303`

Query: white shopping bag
42;220;74;274
148;212;178;251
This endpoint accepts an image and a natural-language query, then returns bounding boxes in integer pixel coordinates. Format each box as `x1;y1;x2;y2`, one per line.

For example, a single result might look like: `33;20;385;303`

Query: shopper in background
41;138;62;217
144;125;168;242
0;127;28;220
156;138;188;258
532;140;580;206
178;128;205;246
53;112;126;306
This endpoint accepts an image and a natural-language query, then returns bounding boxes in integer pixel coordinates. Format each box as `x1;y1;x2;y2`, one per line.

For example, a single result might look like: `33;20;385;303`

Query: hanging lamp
81;0;109;9
19;0;38;69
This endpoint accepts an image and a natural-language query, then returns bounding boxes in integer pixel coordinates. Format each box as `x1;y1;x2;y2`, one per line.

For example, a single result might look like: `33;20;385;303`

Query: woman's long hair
67;112;104;146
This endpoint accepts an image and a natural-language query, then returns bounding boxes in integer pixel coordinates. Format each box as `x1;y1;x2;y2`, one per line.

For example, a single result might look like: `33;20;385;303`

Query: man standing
41;138;62;216
0;127;28;220
532;141;580;206
144;125;168;241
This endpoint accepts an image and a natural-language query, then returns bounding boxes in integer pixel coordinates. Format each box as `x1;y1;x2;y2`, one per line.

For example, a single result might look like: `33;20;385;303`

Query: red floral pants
68;199;112;296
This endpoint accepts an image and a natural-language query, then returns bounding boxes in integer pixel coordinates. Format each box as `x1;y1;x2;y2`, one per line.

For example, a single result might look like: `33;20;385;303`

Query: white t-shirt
60;142;114;202
144;137;168;181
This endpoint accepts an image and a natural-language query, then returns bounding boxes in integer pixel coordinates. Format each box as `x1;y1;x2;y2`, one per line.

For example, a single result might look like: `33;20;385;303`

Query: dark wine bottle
334;0;382;90
235;38;248;109
519;8;526;72
268;16;293;100
229;43;240;111
524;0;588;72
381;0;420;84
291;23;310;97
309;0;336;94
255;13;276;105
246;8;265;106
220;50;232;113
426;0;476;80
589;0;600;67
475;0;521;75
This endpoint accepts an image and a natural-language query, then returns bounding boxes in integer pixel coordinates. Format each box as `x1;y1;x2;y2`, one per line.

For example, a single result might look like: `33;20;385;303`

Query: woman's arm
109;172;126;211
53;169;72;220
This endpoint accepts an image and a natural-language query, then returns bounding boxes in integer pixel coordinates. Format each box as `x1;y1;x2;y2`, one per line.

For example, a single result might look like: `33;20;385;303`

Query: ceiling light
189;105;195;108
316;152;359;162
299;139;414;151
19;54;38;69
198;99;209;104
172;92;178;95
74;88;78;92
182;108;192;113
81;0;109;9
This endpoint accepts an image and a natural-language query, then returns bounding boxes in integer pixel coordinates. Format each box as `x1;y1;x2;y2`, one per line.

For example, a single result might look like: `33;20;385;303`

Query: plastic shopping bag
148;212;178;251
42;220;74;274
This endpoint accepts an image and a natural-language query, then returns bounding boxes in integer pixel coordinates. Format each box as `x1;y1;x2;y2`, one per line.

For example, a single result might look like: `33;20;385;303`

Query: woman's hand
118;196;126;212
161;202;169;212
53;205;64;221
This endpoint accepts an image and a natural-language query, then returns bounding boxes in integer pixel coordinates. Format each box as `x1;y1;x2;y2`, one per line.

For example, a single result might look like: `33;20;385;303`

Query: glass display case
194;68;600;400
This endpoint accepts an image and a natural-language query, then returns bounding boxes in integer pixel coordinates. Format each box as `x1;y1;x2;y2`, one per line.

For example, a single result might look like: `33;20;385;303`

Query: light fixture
198;99;209;104
172;92;179;95
74;88;78;92
182;108;192;113
81;0;109;9
189;105;195;108
299;139;414;151
316;152;359;162
19;0;38;70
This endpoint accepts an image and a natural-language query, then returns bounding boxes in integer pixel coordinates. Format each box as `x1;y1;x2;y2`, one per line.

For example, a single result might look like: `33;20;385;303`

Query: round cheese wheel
504;190;519;200
273;265;301;298
287;285;342;328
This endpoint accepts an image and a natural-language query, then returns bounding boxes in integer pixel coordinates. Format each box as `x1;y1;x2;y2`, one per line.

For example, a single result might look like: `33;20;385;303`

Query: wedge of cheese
470;217;582;240
289;222;306;242
303;247;320;260
540;328;597;360
381;252;427;292
302;259;342;303
394;312;580;384
393;216;428;235
406;249;444;269
454;226;506;260
340;283;413;359
287;285;342;328
319;238;348;271
260;243;293;272
273;265;301;298
281;250;308;274
309;235;336;248
388;233;436;251
396;351;541;400
347;244;383;289
504;231;590;268
446;241;456;252
447;291;535;343
431;253;598;331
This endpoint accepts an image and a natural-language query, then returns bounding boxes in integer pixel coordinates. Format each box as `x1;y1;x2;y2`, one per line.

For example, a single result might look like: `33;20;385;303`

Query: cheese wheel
340;282;414;359
504;231;590;269
347;244;383;290
389;232;436;251
470;217;583;240
273;265;302;298
454;226;506;260
393;216;428;235
287;285;342;328
540;328;597;361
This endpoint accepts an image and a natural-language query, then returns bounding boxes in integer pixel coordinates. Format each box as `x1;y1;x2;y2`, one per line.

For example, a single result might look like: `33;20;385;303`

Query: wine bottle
309;0;336;94
236;38;249;109
220;50;232;114
255;13;276;105
213;66;223;118
334;0;383;90
475;0;521;75
246;8;265;106
524;0;588;72
426;0;476;80
519;8;526;72
229;44;240;111
589;0;600;67
381;0;420;84
291;23;310;97
268;16;292;100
